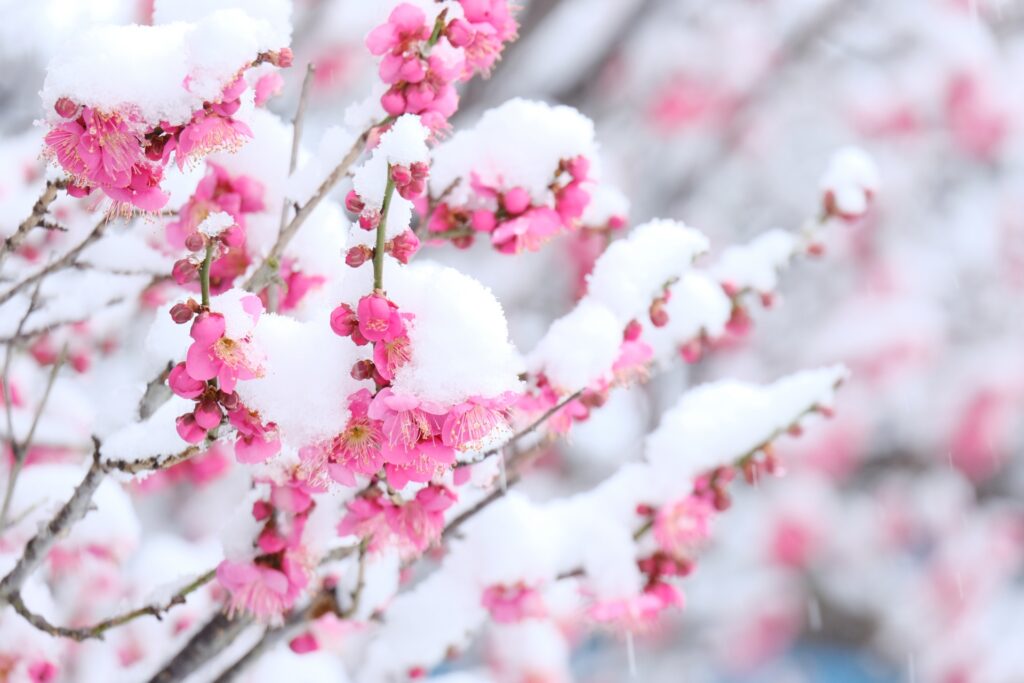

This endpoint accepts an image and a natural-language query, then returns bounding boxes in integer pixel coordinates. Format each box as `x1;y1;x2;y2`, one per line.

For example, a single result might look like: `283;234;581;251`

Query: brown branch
6;569;216;642
243;128;371;293
0;179;67;271
0;343;66;529
147;611;254;683
0;217;109;307
0;440;105;603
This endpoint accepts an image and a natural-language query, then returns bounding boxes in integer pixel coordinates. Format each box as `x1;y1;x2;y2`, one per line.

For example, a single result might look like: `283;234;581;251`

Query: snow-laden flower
481;583;546;623
217;555;309;624
229;407;281;464
185;302;264;394
653;496;715;557
588;582;683;630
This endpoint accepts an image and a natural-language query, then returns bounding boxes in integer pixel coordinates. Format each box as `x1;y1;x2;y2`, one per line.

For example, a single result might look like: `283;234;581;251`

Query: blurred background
2;0;1023;681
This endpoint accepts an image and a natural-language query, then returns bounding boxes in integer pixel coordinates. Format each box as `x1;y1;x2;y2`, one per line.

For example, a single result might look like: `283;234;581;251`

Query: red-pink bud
330;303;358;338
649;299;669;328
218;390;240;411
221;226;245;249
276;47;294;68
344;190;365;214
169;303;195;324
54;97;78;119
171;259;198;285
345;245;373;268
359;209;381;231
252;500;272;521
381;88;407;116
410;161;429;180
470;209;496;233
502;187;530;216
679;339;702;364
350;359;376;381
390;165;412;185
289;632;319;654
388;230;420;264
184;231;207;252
446;18;474;47
623;319;643;341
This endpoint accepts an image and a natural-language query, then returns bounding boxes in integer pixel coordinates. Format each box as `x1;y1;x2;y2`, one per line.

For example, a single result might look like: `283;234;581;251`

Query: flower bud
218;390;241;411
172;258;198;285
410;161;429;181
184;231;207;252
388;230;420;264
350;359;376;381
446;18;474;47
170;302;195;324
390;165;412;186
359;208;381;231
54;97;78;119
623;319;643;341
649;299;669;327
344;190;365;214
276;47;294;68
345;245;373;268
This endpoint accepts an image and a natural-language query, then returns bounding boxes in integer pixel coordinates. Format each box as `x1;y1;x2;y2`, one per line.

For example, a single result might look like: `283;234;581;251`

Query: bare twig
0;217;109;307
0;179;66;271
0;344;67;529
290;64;316;175
0;440;105;603
6;569;216;642
243;128;371;293
148;611;254;683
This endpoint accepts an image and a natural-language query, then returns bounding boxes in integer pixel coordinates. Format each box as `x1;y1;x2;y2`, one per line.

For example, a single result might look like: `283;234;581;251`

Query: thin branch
147;611;254;683
0;440;105;603
243;128;372;293
0;217;109;307
0;344;66;529
290;64;316;175
6;569;216;642
0;179;66;271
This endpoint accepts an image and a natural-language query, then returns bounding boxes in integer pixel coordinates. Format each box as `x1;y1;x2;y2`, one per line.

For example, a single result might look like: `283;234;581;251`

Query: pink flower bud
54;97;78;119
251;500;272;521
218;390;240;411
345;190;365;214
289;633;319;654
168;363;204;398
184;231;207;252
566;155;590;181
471;209;496;233
649;299;669;327
172;259;198;285
194;398;223;430
410;162;429;180
350;359;376;380
330;303;358;338
221;226;245;249
169;303;195;324
726;306;752;336
679;339;702;364
175;413;207;444
623;319;643;341
359;208;381;231
446;18;474;47
452;235;474;249
502;187;531;216
390;165;412;185
388;230;420;264
277;47;294;68
381;88;407;116
345;245;373;268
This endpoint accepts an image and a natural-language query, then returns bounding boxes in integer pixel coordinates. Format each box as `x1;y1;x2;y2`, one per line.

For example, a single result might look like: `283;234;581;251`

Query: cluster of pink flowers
366;2;516;131
42;50;290;214
337;484;456;558
427;156;591;254
167;294;280;463
166;163;265;294
217;476;314;622
481;582;546;623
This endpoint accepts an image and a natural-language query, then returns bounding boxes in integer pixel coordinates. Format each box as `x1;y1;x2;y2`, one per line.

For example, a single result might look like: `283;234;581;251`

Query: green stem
427;9;448;47
199;243;214;308
373;173;397;293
